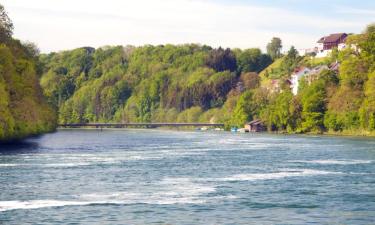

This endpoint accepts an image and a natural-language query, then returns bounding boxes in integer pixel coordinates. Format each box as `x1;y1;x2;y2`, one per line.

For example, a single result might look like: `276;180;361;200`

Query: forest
39;24;375;135
40;44;272;126
0;5;56;142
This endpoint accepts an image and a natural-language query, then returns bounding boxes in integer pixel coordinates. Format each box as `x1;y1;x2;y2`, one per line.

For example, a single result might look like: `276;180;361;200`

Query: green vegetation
253;24;375;135
39;23;375;136
40;44;272;125
266;37;282;60
0;5;56;142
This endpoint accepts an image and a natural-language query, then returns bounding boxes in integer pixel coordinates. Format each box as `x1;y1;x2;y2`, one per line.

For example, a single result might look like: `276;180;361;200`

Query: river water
0;129;375;224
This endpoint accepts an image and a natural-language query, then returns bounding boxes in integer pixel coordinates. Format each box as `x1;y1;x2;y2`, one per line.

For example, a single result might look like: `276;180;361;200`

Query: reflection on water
0;140;40;154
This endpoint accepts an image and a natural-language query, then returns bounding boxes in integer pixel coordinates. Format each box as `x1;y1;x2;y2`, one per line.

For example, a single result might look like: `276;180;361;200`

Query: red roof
293;67;306;73
317;33;347;44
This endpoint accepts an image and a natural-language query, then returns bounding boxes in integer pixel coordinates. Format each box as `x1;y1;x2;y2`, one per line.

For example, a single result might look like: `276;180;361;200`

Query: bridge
58;123;225;128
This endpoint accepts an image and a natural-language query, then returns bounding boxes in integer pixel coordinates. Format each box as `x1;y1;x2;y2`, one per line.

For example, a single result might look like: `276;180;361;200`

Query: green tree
300;80;326;133
266;37;282;60
0;4;13;43
230;91;254;127
206;47;237;72
236;48;272;73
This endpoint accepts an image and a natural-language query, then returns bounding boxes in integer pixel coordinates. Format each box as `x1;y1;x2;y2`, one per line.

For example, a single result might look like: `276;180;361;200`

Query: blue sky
2;0;374;53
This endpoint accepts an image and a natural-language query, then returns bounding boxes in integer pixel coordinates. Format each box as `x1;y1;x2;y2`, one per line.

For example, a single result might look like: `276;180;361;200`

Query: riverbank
56;126;375;138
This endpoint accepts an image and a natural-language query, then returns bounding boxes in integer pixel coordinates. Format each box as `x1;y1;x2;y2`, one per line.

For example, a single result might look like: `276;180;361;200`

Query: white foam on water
290;160;373;165
0;177;220;212
158;177;216;196
0;164;18;167
216;169;342;182
0;197;206;212
0;200;100;212
1;148;209;169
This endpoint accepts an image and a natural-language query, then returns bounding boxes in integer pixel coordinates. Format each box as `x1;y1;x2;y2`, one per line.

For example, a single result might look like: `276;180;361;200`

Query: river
1;129;375;224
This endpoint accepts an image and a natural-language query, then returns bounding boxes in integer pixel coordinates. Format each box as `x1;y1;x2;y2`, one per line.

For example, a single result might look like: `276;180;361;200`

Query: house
316;33;347;58
245;119;266;132
317;33;348;51
305;65;329;84
290;67;311;95
298;47;318;56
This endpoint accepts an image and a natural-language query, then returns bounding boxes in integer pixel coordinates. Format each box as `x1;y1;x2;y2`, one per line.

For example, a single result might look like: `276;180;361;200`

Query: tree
281;46;300;74
265;91;294;131
286;46;298;60
365;23;375;34
300;80;327;133
230;91;254;127
240;72;260;89
236;48;272;73
0;4;13;43
206;47;237;72
266;37;282;60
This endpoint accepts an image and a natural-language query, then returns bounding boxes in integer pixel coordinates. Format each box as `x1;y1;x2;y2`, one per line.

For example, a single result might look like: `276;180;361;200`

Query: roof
246;119;263;125
317;33;347;44
293;66;311;73
292;67;311;76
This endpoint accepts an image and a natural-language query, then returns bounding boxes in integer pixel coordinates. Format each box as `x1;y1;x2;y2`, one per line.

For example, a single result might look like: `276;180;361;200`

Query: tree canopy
266;37;282;60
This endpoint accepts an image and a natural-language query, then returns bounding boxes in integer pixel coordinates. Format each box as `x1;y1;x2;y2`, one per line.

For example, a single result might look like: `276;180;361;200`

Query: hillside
0;5;56;142
40;45;271;126
253;25;375;134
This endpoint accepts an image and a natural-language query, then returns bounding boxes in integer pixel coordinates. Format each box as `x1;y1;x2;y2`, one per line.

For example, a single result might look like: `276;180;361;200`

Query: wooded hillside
0;5;56;142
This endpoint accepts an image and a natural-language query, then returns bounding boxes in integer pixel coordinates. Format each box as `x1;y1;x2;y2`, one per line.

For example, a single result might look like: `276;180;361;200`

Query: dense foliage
0;5;56;142
40;44;272;125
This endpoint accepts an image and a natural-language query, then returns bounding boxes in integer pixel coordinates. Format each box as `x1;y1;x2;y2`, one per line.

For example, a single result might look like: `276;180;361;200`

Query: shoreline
56;127;375;138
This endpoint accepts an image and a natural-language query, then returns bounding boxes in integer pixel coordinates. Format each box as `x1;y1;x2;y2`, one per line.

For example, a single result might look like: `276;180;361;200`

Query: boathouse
244;119;266;132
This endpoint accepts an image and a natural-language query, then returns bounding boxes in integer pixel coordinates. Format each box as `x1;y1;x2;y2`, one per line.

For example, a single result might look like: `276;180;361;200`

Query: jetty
59;123;224;128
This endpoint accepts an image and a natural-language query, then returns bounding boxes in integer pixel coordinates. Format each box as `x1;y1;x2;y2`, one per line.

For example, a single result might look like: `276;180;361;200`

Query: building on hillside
299;33;348;58
316;33;348;58
317;33;348;50
245;119;266;132
298;47;318;56
290;67;311;95
305;65;329;84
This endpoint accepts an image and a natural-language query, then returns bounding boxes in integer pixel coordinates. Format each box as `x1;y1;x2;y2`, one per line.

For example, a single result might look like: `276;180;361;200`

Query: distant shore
56;127;375;138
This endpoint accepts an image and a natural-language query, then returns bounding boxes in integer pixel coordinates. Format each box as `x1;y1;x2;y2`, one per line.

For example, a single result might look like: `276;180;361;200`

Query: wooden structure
244;119;266;132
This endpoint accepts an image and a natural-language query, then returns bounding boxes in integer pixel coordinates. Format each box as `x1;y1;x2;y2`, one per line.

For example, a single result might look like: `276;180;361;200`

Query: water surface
1;129;375;224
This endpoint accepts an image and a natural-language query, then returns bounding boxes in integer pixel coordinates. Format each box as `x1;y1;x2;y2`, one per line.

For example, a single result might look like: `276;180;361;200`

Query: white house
290;67;311;95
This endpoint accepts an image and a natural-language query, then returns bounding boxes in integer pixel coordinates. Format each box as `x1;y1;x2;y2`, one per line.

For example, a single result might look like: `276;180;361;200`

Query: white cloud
1;0;368;52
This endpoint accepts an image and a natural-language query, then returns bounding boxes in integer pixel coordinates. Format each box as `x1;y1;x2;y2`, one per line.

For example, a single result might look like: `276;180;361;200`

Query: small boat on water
231;127;238;132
